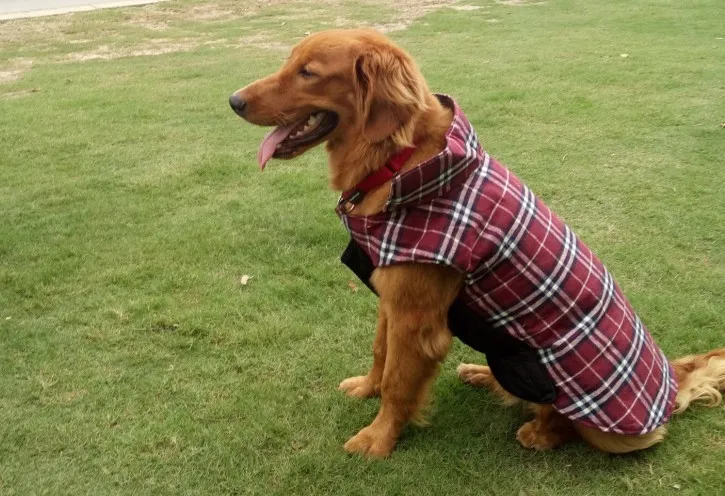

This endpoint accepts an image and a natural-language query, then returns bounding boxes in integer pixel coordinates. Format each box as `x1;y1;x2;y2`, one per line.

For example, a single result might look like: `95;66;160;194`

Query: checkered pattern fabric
337;95;677;435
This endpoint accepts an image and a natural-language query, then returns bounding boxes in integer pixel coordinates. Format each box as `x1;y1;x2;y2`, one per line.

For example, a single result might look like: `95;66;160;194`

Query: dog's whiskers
272;112;293;127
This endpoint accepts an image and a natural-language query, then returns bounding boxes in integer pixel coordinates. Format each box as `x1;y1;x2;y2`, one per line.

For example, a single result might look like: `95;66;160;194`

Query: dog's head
230;29;429;170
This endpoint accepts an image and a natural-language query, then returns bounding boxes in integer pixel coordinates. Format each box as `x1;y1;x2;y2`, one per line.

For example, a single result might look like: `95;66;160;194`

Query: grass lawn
1;0;725;494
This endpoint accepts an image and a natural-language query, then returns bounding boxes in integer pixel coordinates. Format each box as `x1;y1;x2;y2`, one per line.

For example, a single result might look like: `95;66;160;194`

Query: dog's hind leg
516;404;579;451
457;363;521;406
574;423;667;454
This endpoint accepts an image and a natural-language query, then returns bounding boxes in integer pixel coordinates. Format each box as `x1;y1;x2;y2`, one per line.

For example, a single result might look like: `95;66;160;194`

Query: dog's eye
298;67;315;79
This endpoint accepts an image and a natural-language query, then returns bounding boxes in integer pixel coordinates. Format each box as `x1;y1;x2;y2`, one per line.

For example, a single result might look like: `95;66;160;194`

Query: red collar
339;146;416;211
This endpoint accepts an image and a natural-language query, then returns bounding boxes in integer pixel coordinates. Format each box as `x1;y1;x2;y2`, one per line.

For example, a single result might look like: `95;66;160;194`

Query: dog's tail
671;348;725;414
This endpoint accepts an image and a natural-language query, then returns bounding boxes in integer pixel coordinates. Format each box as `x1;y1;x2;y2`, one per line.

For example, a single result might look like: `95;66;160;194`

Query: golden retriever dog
230;29;725;458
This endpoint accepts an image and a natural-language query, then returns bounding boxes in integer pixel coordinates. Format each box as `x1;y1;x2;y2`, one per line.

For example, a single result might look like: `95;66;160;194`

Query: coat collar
383;94;483;211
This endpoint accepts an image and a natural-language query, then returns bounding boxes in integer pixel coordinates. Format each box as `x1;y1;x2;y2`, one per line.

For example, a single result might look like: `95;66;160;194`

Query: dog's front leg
338;307;387;398
343;300;451;457
343;264;459;458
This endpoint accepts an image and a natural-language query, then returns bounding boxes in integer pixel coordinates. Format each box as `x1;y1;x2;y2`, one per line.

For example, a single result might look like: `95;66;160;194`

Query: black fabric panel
447;299;556;404
341;238;378;295
340;238;557;404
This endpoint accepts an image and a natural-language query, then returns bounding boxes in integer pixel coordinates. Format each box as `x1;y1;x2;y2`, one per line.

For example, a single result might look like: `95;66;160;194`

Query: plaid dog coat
337;95;677;435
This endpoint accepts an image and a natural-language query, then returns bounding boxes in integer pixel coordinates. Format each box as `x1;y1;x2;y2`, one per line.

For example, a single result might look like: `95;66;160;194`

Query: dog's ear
354;48;428;144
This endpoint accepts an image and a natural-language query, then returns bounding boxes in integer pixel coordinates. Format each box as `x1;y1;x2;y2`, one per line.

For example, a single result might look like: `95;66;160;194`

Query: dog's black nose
229;93;247;117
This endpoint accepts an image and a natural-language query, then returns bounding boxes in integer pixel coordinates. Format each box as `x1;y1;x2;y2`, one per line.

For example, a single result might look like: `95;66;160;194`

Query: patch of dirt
0;68;27;83
8;0;498;65
125;0;290;31
379;0;460;19
334;0;461;34
494;0;547;5
64;38;202;61
0;17;72;44
128;18;169;30
451;4;483;10
372;21;410;33
233;34;290;51
0;58;32;84
187;4;235;20
123;6;172;31
63;33;291;62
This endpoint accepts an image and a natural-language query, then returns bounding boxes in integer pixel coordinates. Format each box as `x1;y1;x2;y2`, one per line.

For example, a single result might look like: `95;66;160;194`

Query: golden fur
232;29;725;457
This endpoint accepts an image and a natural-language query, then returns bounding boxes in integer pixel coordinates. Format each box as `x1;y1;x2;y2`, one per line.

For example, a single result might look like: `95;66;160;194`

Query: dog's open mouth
257;111;339;169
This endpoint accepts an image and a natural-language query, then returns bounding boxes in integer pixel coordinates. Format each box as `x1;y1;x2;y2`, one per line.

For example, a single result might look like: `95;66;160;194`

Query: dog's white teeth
288;114;323;141
307;114;322;127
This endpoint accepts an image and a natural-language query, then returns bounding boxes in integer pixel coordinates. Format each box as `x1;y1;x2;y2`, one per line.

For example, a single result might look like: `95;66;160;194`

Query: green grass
1;0;725;494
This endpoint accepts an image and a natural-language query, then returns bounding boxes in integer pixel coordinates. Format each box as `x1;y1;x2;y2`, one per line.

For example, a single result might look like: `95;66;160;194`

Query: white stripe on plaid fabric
337;94;677;435
644;351;672;432
470;224;579;331
436;156;487;265
387;118;480;209
539;268;617;364
548;297;644;421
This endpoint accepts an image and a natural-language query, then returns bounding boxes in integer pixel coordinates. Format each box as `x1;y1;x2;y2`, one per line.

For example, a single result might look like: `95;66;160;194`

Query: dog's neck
326;94;453;216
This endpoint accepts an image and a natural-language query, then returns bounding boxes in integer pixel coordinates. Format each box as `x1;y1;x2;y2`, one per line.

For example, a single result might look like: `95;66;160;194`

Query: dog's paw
338;375;379;398
344;425;396;458
516;420;559;451
516;420;541;449
457;363;493;388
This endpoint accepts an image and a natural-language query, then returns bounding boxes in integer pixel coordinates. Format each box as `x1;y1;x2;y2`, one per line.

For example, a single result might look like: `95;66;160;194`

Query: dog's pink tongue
257;124;296;170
